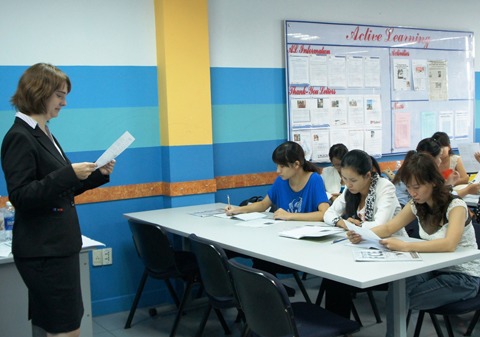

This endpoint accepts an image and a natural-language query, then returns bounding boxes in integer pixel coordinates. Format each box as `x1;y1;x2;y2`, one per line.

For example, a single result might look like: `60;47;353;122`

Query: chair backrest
240;195;278;213
128;220;177;273
188;234;235;304
228;259;298;337
473;222;480;249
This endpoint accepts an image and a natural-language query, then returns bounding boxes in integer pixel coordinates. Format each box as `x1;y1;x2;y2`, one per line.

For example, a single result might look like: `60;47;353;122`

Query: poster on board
285;21;474;161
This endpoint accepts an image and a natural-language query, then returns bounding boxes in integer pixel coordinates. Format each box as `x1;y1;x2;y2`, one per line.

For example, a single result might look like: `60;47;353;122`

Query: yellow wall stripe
155;0;213;146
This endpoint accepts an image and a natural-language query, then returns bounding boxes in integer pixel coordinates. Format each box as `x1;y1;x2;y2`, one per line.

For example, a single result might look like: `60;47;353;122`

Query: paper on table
279;225;344;239
353;250;422;262
235;219;283;228
345;220;385;250
214;212;268;221
95;131;135;168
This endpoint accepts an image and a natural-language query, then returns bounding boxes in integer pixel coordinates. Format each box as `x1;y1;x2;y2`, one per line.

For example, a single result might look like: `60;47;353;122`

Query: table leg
391;279;407;337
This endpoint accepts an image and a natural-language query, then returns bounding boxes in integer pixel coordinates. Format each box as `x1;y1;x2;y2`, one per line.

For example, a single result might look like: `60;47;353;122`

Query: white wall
0;0;156;65
208;0;480;70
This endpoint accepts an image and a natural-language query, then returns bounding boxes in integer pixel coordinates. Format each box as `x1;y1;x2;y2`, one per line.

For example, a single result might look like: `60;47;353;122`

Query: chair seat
427;292;480;315
292;302;361;337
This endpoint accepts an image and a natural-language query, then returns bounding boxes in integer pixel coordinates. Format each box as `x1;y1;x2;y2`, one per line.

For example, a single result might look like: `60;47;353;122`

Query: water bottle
4;201;14;241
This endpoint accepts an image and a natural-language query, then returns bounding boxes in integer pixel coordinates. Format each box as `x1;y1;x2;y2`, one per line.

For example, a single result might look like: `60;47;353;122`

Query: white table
124;203;480;337
0;236;103;337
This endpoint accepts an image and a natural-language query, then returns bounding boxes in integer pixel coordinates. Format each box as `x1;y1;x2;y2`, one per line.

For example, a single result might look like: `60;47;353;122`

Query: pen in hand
227;195;231;208
332;237;348;244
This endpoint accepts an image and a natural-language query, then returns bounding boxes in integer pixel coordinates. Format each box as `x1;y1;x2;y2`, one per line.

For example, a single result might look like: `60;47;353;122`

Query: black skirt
14;254;84;333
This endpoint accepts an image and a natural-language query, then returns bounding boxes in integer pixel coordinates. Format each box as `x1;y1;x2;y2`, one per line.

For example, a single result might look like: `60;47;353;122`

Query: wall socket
102;247;112;265
92;248;113;266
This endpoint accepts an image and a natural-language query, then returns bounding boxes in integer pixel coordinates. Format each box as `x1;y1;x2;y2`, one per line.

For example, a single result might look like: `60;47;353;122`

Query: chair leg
195;304;212;337
165;279;180;307
315;279;326;306
465;310;480;336
213;308;232;335
367;290;382;323
169;280;195;337
351;302;363;327
413;311;426;337
430;313;446;337
407;309;412;327
293;272;312;303
124;269;149;329
443;315;455;337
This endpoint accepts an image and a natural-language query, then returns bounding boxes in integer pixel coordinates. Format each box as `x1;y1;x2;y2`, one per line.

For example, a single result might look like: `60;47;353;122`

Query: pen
227;195;231;208
332;237;348;244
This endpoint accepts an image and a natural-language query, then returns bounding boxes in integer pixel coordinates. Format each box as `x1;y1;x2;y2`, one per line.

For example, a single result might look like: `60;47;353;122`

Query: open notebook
279;225;344;239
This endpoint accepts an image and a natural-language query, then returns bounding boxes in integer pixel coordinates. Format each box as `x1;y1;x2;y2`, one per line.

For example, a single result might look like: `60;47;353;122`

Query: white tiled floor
92;275;479;337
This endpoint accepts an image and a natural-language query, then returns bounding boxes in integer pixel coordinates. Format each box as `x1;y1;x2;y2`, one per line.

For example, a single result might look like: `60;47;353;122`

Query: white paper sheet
95;131;135;168
345;220;385;250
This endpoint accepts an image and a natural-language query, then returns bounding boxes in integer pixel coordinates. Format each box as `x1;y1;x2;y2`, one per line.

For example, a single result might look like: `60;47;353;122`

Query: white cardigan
321;166;343;195
324;177;403;233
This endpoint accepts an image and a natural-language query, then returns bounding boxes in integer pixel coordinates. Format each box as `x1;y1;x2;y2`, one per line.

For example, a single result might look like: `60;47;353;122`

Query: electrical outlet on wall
103;247;113;265
92;249;103;266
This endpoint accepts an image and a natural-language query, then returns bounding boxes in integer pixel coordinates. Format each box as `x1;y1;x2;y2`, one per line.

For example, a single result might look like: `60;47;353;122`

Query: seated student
322;149;404;318
322;143;348;203
432;131;469;185
225;141;330;296
391;138;443;207
323;149;402;230
401;139;480;198
347;151;480;337
225;141;329;221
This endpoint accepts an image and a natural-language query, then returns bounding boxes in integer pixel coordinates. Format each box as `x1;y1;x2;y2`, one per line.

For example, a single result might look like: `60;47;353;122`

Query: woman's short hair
10;63;71;116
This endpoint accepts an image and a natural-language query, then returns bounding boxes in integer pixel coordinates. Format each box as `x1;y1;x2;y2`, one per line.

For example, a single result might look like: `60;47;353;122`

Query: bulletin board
285;20;475;162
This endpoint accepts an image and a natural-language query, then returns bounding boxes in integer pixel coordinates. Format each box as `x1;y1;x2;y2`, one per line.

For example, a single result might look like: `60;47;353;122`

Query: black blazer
1;118;109;257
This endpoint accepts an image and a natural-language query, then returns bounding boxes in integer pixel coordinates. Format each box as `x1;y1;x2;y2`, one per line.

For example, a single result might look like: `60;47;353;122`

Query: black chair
189;234;245;336
239;196;312;303
125;220;201;337
228;259;361;337
411;222;480;337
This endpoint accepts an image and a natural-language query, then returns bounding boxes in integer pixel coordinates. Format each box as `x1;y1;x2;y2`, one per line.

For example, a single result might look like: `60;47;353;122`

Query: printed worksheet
95;131;135;168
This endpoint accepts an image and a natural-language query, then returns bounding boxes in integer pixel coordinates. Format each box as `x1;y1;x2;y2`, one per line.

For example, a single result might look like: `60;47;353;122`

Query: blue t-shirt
267;172;329;213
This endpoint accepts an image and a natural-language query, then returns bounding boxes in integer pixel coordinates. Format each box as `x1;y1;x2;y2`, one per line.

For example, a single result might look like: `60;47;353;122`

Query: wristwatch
332;216;341;227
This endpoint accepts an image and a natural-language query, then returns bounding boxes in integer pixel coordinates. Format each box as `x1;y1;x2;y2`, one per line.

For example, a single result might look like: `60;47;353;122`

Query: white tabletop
124;203;480;289
124;203;480;337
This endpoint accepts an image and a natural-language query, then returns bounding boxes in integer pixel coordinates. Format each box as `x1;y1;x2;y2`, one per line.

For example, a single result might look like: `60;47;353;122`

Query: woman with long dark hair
225;141;329;221
348;152;480;337
322;149;403;319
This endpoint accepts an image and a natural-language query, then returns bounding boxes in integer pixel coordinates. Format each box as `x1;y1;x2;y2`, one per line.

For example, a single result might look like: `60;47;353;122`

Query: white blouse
413;198;480;277
324;177;405;236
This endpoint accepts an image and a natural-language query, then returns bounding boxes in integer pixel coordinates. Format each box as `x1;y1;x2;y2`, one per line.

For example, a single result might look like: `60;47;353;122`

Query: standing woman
432;131;469;185
347;152;480;337
322;149;403;319
1;63;115;337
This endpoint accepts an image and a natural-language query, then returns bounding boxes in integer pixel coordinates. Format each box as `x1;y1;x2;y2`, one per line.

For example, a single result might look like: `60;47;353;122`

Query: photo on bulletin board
285;20;474;162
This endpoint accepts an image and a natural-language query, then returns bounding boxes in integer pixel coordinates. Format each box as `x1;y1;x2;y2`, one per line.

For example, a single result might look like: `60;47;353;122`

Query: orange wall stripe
0;161;401;206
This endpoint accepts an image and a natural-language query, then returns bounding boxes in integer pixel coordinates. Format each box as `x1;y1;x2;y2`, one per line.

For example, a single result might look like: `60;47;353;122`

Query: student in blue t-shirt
225;141;330;221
